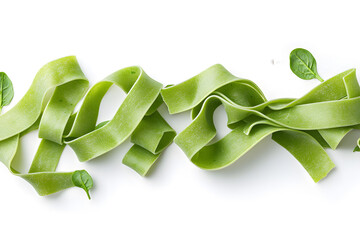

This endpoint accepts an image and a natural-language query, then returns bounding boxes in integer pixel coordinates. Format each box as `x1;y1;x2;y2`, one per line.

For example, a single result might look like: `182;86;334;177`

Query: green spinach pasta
0;48;359;198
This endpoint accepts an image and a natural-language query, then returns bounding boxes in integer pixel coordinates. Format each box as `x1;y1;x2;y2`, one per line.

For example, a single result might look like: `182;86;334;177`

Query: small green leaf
0;72;14;109
353;145;360;152
95;120;110;130
72;170;93;199
290;48;324;82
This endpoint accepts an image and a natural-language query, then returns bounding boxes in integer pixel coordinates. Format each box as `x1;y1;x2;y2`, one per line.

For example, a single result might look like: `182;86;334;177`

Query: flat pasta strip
0;58;175;197
162;65;360;182
1;50;360;198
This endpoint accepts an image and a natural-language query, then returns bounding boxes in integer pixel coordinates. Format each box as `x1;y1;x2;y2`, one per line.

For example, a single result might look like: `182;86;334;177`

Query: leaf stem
316;75;324;82
85;190;91;200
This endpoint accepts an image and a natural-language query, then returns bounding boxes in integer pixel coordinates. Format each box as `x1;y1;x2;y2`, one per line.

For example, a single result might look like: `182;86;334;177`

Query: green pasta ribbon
161;65;360;182
1;49;360;198
0;57;175;197
0;57;90;195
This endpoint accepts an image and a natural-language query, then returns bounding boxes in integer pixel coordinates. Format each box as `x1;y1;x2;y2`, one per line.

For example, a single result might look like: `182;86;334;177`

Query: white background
1;0;360;239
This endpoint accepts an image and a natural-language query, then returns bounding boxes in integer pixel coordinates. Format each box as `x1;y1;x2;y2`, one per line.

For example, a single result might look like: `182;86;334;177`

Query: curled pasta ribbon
0;57;175;196
162;65;360;182
64;65;175;175
2;57;359;197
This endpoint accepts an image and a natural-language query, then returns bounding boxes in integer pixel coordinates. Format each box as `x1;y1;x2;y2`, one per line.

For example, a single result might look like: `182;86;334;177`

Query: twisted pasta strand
0;57;175;197
1;56;359;197
162;66;360;182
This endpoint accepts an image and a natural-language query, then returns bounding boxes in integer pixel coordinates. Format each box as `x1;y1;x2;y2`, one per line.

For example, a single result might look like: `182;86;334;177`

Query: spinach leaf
353;145;360;152
290;48;324;82
0;72;14;111
72;170;93;199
